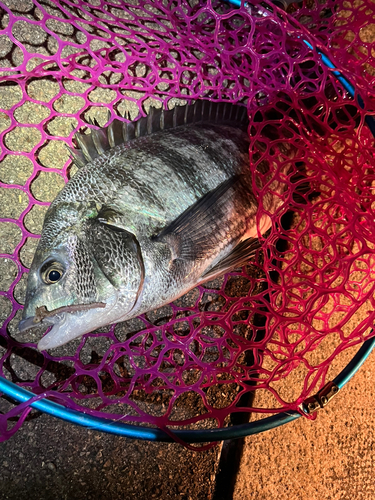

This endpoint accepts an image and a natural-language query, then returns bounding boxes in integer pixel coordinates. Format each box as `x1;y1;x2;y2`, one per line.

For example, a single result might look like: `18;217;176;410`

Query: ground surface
234;347;375;500
0;414;221;500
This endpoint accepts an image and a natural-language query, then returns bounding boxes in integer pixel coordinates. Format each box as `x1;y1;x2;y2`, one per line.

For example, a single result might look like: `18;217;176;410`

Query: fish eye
41;262;64;285
48;269;62;283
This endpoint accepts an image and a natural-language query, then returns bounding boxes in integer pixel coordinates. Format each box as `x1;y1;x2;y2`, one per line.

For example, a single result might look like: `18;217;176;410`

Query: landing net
1;0;375;443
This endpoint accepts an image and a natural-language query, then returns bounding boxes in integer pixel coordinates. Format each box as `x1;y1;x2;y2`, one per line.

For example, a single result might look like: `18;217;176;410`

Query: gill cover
85;212;145;304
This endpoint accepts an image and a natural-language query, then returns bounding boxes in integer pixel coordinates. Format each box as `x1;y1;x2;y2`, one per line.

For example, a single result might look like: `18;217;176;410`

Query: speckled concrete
0;415;221;500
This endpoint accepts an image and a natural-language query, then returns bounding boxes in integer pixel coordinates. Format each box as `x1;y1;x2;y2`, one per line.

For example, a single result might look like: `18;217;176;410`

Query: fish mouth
19;314;57;332
19;302;107;350
19;302;106;331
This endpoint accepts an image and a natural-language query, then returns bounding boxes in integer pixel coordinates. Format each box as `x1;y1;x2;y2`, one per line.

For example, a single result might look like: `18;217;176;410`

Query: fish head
20;202;144;350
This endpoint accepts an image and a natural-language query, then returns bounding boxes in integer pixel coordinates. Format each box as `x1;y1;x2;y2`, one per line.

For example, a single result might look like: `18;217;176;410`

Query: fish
19;100;285;351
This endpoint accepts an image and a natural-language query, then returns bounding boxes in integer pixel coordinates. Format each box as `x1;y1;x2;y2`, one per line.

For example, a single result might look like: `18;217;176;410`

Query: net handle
0;338;373;443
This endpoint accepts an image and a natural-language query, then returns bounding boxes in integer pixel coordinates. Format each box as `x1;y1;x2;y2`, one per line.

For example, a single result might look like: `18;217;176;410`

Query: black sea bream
19;101;284;350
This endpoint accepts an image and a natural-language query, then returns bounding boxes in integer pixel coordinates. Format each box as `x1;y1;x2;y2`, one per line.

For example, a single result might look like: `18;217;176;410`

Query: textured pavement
0;415;222;500
1;341;373;499
234;346;375;500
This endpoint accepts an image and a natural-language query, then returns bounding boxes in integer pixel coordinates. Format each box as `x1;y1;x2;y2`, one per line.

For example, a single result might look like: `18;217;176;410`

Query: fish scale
19;101;286;351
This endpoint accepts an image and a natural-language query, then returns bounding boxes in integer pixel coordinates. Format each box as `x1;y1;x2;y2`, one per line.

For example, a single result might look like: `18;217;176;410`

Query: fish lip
19;316;38;332
18;314;63;332
37;314;68;351
19;302;107;334
20;298;117;351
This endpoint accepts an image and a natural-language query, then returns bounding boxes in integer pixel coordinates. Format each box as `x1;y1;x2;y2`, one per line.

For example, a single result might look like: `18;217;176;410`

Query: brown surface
234;348;375;500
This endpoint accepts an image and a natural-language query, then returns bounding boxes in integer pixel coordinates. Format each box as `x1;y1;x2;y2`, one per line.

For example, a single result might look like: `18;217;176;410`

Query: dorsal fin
68;100;249;167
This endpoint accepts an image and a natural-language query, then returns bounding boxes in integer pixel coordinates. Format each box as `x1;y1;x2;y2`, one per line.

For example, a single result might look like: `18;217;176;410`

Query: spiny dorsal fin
70;100;249;167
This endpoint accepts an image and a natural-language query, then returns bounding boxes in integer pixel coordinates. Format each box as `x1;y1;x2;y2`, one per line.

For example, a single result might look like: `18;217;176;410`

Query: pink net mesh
1;0;375;442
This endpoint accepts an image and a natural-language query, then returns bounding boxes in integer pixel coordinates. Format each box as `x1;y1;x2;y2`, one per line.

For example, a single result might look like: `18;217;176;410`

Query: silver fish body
20;101;282;350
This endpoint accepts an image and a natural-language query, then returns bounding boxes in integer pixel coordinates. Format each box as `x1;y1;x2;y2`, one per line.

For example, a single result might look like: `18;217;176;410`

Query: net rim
0;337;373;443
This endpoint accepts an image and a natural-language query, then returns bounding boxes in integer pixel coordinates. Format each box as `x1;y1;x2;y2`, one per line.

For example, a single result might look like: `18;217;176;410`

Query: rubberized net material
1;0;375;443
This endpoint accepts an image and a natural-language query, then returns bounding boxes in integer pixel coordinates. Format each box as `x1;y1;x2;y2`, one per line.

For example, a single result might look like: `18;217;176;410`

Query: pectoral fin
153;176;242;262
200;237;260;281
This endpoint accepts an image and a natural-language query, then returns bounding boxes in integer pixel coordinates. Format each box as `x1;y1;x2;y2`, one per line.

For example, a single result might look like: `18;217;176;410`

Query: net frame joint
301;381;340;415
